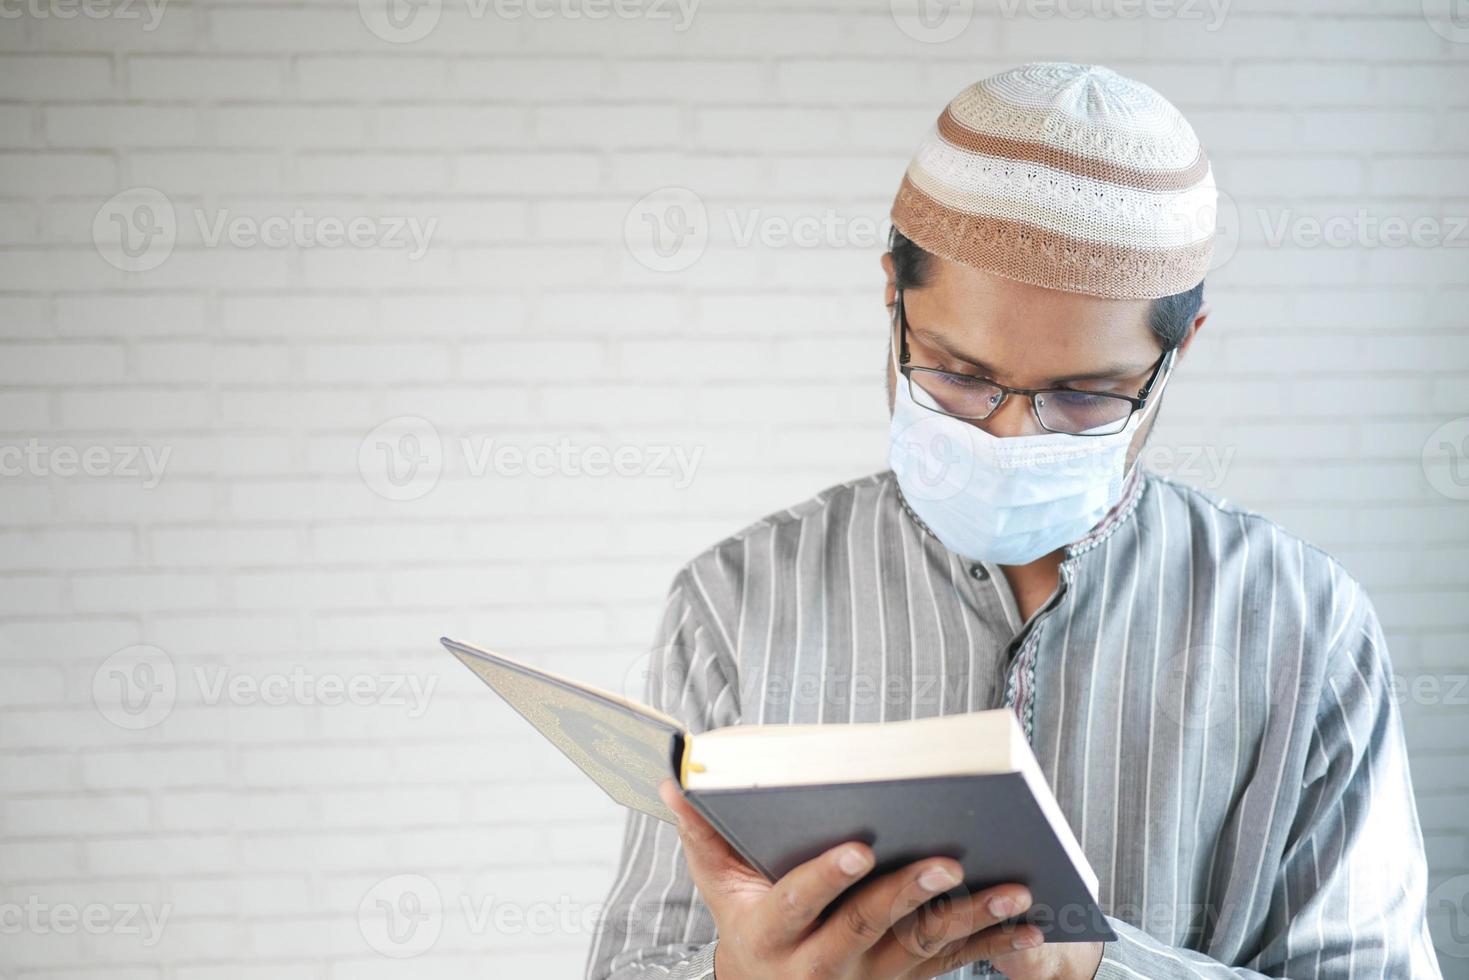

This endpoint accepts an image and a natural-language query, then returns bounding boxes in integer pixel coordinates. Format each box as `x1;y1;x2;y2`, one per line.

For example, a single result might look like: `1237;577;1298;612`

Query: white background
1;0;1467;976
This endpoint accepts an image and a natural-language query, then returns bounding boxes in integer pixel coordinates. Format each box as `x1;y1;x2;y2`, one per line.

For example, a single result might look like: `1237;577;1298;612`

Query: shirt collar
1064;461;1147;560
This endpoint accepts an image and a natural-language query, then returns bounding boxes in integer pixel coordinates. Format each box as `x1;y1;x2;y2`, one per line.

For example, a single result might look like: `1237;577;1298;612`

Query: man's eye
1049;389;1096;403
1048;389;1117;406
936;372;987;388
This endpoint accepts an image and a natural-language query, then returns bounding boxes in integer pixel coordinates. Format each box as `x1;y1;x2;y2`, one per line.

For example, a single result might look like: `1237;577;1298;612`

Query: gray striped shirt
585;468;1442;980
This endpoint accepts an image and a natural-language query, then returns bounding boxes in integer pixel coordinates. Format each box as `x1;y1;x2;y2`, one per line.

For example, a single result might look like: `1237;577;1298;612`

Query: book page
445;639;683;823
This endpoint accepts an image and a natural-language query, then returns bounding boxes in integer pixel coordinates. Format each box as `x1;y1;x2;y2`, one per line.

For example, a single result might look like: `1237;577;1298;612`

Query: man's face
882;251;1206;471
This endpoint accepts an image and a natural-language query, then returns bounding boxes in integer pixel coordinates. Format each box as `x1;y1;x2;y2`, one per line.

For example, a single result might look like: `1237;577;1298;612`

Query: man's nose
977;393;1045;438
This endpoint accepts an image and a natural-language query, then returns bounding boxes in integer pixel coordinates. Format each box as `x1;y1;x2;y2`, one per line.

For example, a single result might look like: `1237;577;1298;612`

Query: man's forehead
907;263;1156;343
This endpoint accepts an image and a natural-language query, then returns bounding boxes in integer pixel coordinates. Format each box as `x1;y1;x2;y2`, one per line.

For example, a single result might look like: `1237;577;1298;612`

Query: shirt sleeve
584;569;740;980
1094;590;1443;979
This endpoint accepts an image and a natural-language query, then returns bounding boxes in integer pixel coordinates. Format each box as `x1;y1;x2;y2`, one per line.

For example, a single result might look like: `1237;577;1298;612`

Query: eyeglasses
892;287;1175;437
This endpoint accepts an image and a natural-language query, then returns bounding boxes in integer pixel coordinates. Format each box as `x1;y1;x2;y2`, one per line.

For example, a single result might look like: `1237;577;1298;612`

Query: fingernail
918;866;960;893
1012;930;1043;950
988;891;1031;918
838;847;872;877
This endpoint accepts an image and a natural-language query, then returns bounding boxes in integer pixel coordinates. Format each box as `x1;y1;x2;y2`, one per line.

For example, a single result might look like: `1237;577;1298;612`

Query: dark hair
888;227;1203;349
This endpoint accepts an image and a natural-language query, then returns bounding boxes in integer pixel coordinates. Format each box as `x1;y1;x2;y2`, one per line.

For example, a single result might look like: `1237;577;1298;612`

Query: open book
442;637;1114;943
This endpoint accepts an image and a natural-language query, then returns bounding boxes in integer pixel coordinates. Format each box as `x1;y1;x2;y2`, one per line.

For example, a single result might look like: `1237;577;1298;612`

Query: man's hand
660;780;1076;980
988;937;1102;980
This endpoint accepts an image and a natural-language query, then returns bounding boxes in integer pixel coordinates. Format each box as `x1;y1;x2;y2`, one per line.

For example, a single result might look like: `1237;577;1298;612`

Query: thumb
659;779;754;888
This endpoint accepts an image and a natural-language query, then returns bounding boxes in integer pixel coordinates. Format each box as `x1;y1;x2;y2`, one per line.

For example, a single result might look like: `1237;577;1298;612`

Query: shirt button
969;563;989;581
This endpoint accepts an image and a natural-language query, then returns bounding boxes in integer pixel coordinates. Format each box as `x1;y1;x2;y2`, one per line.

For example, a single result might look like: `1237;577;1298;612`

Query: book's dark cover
685;775;1115;943
443;637;1112;943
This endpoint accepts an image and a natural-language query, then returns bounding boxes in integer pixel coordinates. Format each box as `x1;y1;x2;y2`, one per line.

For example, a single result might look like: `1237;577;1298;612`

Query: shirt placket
960;557;1075;743
962;561;1076;979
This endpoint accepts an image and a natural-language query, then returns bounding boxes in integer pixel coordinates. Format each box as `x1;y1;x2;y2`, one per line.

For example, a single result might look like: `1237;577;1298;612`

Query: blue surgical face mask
887;349;1170;566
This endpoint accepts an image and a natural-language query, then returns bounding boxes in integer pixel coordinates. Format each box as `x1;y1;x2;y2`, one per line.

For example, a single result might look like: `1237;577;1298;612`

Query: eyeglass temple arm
1137;347;1177;403
892;289;910;366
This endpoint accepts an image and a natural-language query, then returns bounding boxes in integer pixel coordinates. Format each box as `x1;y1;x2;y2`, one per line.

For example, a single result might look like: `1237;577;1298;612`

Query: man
586;63;1442;979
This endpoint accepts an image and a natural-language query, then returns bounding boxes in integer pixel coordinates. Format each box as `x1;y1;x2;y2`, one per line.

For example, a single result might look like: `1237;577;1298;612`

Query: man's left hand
988;938;1102;980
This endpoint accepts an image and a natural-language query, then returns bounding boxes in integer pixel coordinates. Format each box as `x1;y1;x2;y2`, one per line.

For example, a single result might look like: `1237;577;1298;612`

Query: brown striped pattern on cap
935;107;1212;193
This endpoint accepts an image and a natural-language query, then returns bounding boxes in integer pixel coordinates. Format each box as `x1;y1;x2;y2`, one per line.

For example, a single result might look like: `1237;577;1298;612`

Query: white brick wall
2;2;1467;977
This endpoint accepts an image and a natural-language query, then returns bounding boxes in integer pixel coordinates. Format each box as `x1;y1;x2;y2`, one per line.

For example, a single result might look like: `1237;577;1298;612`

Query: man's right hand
658;780;1042;980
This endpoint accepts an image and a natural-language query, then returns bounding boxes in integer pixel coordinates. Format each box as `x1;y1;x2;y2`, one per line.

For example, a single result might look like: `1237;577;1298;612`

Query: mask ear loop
887;293;902;378
886;224;903;379
1140;347;1178;424
1119;346;1178;484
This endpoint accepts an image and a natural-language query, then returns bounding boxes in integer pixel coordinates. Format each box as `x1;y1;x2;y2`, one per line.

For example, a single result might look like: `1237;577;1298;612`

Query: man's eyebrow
913;327;1152;386
1046;364;1154;385
912;327;999;376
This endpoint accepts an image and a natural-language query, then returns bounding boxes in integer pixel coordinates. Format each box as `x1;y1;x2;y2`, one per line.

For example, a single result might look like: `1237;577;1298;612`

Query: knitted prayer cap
889;62;1216;300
